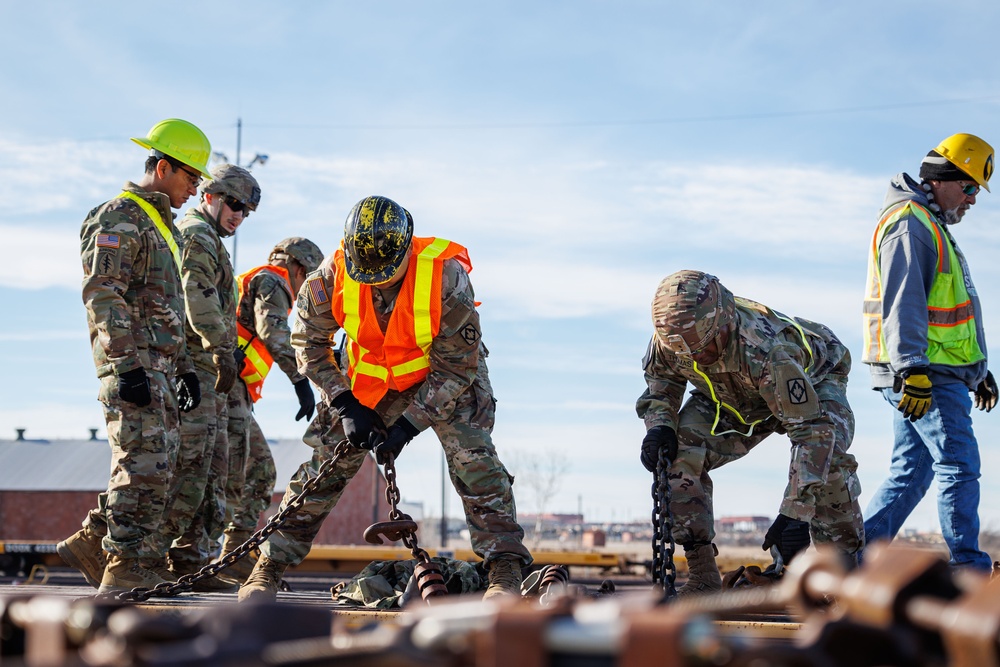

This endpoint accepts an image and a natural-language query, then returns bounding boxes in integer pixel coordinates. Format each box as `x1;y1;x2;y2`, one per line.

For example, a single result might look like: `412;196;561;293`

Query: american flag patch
96;233;120;249
308;277;329;306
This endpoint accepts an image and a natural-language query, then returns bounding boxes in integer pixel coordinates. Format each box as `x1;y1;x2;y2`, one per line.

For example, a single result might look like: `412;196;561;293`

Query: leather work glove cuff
117;368;152;407
640;425;678;473
373;417;419;465
213;353;239;394
974;370;998;413
176;371;201;413
330;390;360;414
895;367;932;422
395;415;420;440
293;378;316;422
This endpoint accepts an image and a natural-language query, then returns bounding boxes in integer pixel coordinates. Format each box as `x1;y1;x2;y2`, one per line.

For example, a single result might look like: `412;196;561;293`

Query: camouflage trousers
261;383;532;568
670;382;864;554
83;370;180;560
151;365;229;566
225;383;273;532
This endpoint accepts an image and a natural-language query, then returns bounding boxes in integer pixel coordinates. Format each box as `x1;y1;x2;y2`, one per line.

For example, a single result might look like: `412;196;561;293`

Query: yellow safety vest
862;201;984;366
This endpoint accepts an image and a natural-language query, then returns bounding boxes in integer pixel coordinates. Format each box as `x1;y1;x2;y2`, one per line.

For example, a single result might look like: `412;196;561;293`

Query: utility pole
232;118;243;270
440;451;448;547
213;117;268;272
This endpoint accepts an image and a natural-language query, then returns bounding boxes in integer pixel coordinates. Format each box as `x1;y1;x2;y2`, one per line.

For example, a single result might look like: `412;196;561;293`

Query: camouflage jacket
176;207;237;372
637;298;852;441
292;255;484;431
237;267;303;384
80;181;192;379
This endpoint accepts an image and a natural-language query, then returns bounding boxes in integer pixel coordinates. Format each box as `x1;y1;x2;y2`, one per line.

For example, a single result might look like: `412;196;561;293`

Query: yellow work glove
895;370;932;422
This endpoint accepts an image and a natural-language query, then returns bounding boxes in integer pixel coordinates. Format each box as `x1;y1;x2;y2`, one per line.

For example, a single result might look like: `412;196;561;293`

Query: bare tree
507;448;571;548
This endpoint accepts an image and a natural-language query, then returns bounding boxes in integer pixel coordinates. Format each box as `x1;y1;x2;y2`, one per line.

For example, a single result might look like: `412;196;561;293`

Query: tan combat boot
170;559;240;593
483;556;523;600
141;558;178;583
216;529;256;583
98;554;170;594
56;529;107;589
677;543;722;597
238;556;287;603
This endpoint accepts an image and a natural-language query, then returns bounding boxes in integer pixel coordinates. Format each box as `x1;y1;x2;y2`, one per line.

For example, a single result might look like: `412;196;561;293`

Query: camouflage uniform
150;205;238;566
79;182;191;560
226;268;301;532
260;255;531;568
637;278;864;554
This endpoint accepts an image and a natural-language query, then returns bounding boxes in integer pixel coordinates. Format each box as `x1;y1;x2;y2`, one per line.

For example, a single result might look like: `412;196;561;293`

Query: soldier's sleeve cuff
778;499;815;524
401;408;432;433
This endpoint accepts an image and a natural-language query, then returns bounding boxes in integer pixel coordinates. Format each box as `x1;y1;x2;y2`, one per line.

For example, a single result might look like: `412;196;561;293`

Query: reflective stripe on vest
862;201;984;366
118;190;181;269
331;237;472;409
235;265;293;402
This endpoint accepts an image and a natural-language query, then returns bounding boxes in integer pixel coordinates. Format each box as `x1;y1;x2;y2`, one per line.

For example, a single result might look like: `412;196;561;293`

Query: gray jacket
866;172;987;390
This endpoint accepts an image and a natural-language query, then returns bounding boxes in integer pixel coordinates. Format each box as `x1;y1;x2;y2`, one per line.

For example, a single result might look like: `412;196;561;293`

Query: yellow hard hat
131;118;213;179
931;133;994;192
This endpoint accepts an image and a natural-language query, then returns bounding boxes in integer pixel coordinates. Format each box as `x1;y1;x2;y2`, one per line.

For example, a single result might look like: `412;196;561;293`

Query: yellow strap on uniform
118;190;181;269
773;310;814;373
691;362;763;438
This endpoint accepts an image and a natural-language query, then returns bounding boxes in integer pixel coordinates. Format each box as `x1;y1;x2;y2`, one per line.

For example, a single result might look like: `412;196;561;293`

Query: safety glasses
225;196;251;216
959;182;980;196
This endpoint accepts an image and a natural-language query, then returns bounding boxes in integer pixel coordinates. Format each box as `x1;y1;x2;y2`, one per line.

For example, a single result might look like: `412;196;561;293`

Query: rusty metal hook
363;519;418;545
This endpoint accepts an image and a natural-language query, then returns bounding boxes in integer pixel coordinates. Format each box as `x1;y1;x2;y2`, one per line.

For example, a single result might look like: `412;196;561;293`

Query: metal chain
101;440;354;603
381;454;432;565
650;446;677;599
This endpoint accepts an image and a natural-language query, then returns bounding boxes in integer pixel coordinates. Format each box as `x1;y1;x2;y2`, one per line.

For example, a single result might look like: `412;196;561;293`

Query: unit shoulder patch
460;323;481;346
786;378;808;405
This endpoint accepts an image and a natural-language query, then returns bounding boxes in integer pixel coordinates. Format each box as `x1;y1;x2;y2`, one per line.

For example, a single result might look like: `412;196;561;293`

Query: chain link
650;446;676;600
101;440;354;603
381;454;432;565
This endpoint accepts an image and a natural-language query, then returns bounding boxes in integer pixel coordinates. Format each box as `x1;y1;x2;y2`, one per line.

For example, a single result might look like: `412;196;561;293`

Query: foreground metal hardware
650;446;677;599
101;440;355;603
366;452;448;603
6;544;1000;666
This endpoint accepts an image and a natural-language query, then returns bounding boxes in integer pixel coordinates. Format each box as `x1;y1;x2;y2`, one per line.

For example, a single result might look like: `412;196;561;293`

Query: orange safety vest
235;265;294;402
331;237;472;408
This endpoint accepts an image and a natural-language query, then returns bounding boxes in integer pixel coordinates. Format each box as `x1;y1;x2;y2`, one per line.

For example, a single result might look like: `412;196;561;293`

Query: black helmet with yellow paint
343;195;413;285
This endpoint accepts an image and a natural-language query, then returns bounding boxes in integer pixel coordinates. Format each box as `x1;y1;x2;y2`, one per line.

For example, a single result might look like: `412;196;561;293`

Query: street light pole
219;118;267;272
232;118;243;270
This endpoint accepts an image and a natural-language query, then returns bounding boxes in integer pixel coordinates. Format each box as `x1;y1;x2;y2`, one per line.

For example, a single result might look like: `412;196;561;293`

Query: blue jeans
863;382;992;570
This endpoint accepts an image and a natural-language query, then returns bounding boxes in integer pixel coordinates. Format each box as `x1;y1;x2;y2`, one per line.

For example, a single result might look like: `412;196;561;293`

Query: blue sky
3;2;1000;533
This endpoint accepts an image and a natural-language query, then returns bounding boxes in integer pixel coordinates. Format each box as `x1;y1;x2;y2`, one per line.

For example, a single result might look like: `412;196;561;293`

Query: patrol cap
202;164;261;211
652;270;736;355
271;237;324;273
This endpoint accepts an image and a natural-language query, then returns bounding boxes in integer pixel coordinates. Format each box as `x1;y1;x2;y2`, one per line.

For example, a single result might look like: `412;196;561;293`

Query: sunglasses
959;182;980;196
225;196;252;215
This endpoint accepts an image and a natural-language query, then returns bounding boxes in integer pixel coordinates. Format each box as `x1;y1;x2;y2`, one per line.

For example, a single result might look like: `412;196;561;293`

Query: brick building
0;431;389;546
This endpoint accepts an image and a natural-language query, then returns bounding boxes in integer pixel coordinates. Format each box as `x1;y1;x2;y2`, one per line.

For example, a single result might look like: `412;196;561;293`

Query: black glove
213;352;239;394
233;346;247;370
293;378;316;422
330;391;387;449
373;416;420;465
893;367;932;422
117;368;152;407
974;371;998;413
176;372;201;413
761;514;811;564
640;425;678;473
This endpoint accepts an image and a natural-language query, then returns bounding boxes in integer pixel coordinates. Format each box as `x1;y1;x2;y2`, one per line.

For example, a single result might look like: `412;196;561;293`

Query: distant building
716;516;771;534
0;433;389;545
